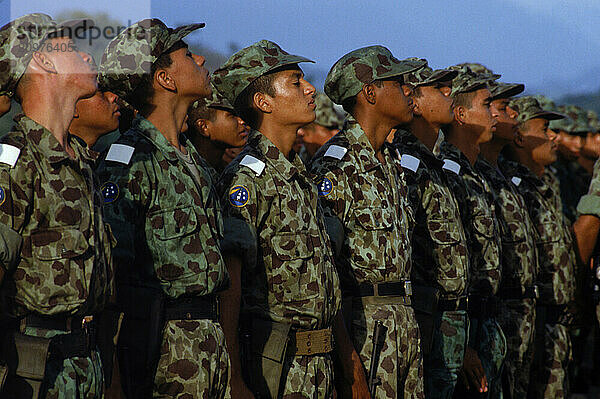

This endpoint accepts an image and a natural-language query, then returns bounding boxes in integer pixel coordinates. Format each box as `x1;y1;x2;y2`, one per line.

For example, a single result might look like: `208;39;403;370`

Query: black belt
500;285;539;300
356;280;412;297
165;295;219;321
468;295;501;319
22;314;96;359
438;296;469;311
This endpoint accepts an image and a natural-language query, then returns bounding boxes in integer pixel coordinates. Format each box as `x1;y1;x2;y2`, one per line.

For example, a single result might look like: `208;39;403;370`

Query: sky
4;0;600;99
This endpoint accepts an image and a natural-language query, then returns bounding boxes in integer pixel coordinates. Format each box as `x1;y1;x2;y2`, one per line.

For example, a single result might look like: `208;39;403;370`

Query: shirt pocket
353;206;394;272
535;220;562;272
472;214;500;271
428;218;466;281
270;231;319;302
25;226;91;311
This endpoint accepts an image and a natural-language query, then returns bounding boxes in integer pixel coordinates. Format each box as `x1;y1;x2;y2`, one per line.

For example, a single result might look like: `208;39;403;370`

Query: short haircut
127;40;188;116
187;101;217;130
341;79;387;116
452;90;478;109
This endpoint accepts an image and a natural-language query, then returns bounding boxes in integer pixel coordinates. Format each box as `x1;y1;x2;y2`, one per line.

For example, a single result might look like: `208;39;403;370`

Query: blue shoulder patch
0;187;5;206
229;185;249;207
317;177;333;197
101;182;119;204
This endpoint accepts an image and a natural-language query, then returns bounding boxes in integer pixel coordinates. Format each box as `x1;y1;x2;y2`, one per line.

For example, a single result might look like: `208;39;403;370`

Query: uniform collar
439;141;476;175
249;129;304;181
344;117;382;172
132;116;180;162
393;128;443;167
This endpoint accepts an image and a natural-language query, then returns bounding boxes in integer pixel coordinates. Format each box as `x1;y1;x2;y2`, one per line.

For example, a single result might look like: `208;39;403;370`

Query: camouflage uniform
213;40;341;399
393;127;469;399
475;156;538;399
0;14;114;398
309;46;428;399
97;20;230;398
438;141;506;398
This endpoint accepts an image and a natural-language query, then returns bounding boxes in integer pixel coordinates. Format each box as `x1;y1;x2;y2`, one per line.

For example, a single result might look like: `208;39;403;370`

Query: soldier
310;46;425;399
213;40;367;398
297;91;344;163
186;82;248;176
437;66;506;398
97;19;230;398
0;13;115;398
393;60;470;399
500;96;574;399
474;77;540;399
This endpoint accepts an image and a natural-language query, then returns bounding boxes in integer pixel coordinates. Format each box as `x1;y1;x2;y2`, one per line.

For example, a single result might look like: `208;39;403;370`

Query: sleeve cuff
577;194;600;217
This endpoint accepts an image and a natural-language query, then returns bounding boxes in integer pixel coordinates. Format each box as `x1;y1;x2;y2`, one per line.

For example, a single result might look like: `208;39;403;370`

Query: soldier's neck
191;132;226;172
146;95;191;152
257;118;298;159
514;150;545;177
446;126;480;166
479;138;508;168
409;117;440;152
577;156;595;174
352;109;395;158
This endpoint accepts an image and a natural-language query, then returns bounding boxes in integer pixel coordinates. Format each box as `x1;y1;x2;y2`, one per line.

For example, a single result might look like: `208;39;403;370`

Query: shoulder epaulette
442;159;461;175
0;143;21;168
105;143;135;165
511;176;522;187
400;154;420;173
240;155;265;177
323;144;347;160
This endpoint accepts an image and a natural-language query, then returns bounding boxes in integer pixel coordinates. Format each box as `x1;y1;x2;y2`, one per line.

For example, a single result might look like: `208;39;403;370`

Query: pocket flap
31;227;89;261
428;219;461;245
536;221;561;243
151;206;198;240
271;231;314;260
354;206;393;230
472;215;495;239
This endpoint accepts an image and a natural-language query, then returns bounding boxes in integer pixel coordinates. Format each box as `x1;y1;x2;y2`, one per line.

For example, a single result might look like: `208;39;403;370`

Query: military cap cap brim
490;82;525;100
415;69;458;87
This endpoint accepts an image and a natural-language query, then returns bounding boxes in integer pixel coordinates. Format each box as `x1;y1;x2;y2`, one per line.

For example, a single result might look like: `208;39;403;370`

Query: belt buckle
533;285;539;299
404;280;412;296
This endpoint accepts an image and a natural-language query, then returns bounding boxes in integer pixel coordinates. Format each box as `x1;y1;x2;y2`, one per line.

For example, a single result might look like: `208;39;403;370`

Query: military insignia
318;177;333;197
0;187;5;206
229;185;249;207
101;182;119;204
240;155;265;177
105;144;134;165
442;159;461;175
400;154;420;173
324;145;347;160
511;176;522;187
0;144;21;167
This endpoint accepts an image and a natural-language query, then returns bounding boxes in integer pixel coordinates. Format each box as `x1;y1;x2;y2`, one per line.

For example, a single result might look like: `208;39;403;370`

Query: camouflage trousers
350;297;424;399
18;326;104;399
496;299;536;399
468;317;506;399
153;319;230;398
529;322;571;399
423;311;468;399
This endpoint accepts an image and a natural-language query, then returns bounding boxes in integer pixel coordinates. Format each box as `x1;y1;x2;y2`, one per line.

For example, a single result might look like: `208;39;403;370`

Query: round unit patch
317;177;333;197
229;185;249;207
101;182;119;204
0;187;5;206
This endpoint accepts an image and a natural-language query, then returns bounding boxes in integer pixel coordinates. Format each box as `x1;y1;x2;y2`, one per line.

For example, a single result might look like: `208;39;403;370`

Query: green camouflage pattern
577;158;600;217
533;95;556;111
529;322;571;399
489;81;525;100
424;311;468;399
189;82;235;117
0;114;114;317
438;141;502;297
324;46;426;104
403;58;458;88
97;116;229;298
313;91;345;129
447;65;499;97
154;319;230;398
393;129;468;297
499;159;576;307
454;62;495;76
218;129;341;330
310;117;413;286
563;104;592;133
587;109;600;132
212;40;313;106
0;13;93;97
509;96;565;124
496;300;536;399
550;105;574;132
98;18;204;101
351;300;424;399
468;317;507;398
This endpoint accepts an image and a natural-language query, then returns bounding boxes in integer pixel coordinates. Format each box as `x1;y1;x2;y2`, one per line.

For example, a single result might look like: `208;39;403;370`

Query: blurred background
2;0;600;131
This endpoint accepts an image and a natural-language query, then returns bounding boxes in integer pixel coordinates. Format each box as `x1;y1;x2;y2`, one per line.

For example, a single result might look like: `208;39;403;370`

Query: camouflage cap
190;82;234;115
563;105;591;133
447;65;500;97
587;110;600;133
0;13;94;97
313;91;345;129
324;46;426;104
549;105;573;131
403;57;458;88
489;81;525;100
212;40;313;106
98;18;204;101
455;62;495;76
509;96;565;124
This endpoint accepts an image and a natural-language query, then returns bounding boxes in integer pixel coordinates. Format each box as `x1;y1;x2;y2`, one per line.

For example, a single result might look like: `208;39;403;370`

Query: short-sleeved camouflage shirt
96;116;229;299
393;129;468;298
438;141;502;297
578;158;600;217
309;117;413;291
499;158;576;305
218;129;340;330
475;157;538;291
0;114;114;317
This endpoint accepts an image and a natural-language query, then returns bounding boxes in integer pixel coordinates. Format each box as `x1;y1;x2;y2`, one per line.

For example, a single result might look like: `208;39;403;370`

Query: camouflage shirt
499;158;576;305
393;129;468;298
0;114;114;317
97;116;229;299
309;117;412;291
438;141;502;297
475;157;538;291
218;129;340;330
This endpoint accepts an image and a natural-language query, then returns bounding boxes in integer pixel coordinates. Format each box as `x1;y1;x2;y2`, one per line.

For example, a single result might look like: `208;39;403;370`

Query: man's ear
155;68;176;92
254;91;272;114
361;83;377;105
412;98;424;117
514;129;525;148
195;119;210;138
454;105;466;126
30;51;57;74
